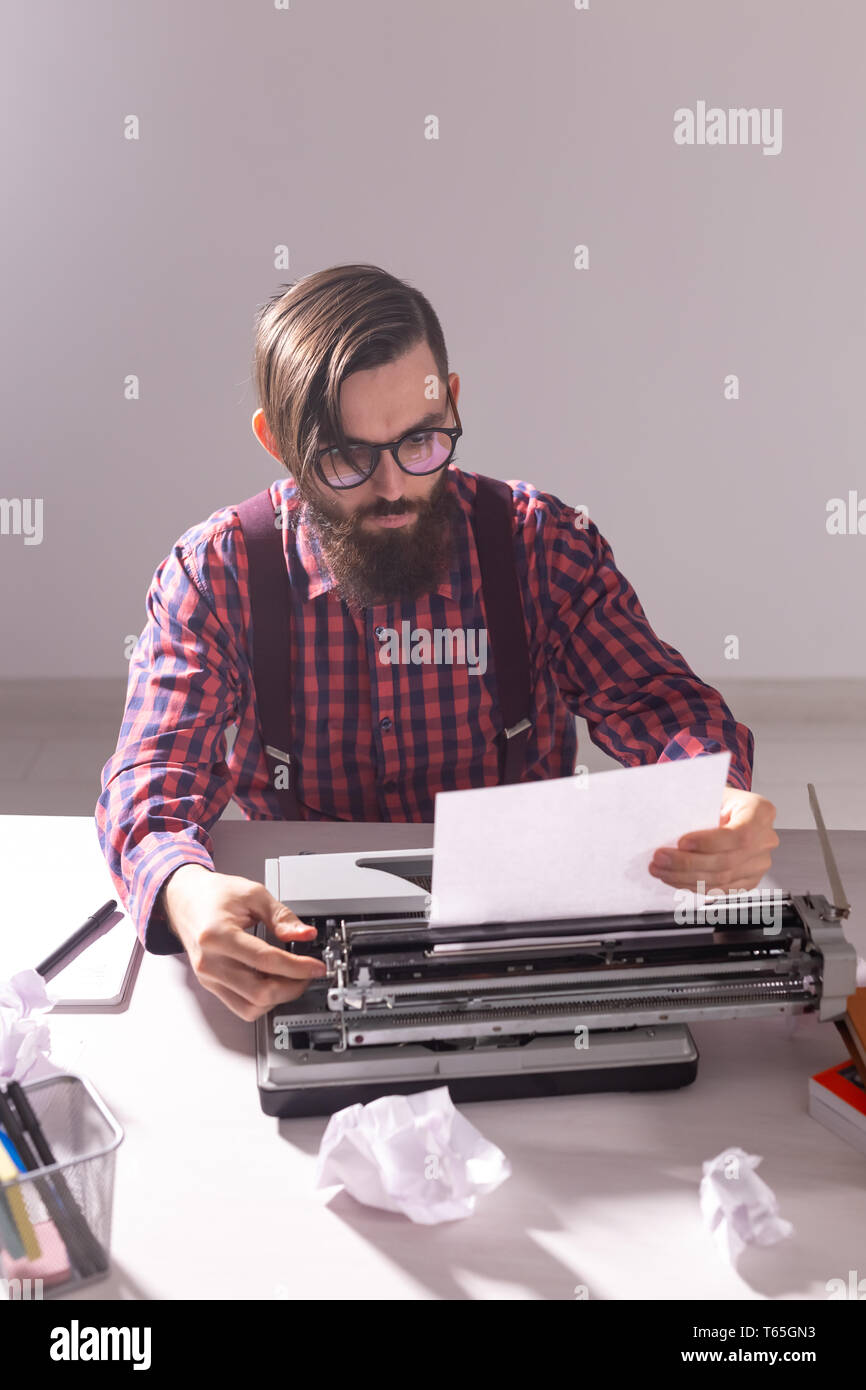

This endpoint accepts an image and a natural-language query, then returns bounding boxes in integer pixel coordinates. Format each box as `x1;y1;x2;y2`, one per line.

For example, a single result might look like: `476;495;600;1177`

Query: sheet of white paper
315;1086;511;1224
0;969;54;1083
429;751;731;927
699;1147;793;1262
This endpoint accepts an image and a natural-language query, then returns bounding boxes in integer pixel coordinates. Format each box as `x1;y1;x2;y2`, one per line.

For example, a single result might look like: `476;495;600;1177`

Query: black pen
0;1085;94;1281
6;1081;108;1276
35;900;118;981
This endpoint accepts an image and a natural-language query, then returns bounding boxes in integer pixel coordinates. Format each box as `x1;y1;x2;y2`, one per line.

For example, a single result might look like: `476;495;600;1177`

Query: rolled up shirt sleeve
538;502;754;790
96;526;245;954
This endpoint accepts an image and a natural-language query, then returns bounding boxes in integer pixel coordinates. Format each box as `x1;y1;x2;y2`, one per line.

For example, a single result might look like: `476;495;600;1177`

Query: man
96;263;778;1022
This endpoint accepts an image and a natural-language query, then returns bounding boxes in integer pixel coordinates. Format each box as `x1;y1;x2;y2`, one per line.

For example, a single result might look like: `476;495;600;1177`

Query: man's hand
161;864;327;1021
649;785;779;893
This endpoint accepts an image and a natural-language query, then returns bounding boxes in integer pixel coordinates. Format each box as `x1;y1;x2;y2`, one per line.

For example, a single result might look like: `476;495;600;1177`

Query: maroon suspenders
235;474;533;819
471;475;533;785
235;488;302;819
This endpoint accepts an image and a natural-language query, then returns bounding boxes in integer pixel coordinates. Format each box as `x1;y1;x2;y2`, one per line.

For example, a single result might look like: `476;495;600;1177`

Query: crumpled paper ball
0;969;53;1083
699;1146;793;1262
315;1085;511;1224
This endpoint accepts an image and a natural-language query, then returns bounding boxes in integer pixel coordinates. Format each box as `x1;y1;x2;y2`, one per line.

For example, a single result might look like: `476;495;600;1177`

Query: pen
0;1127;30;1259
35;899;118;981
0;1129;26;1169
0;1086;95;1280
6;1082;108;1277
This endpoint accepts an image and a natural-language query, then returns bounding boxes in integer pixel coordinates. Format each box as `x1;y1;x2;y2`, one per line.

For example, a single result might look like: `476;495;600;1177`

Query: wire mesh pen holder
0;1073;124;1300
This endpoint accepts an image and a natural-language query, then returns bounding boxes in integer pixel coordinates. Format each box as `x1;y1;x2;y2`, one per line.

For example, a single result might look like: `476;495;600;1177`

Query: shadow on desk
311;1174;583;1301
274;1012;866;1301
167;956;256;1058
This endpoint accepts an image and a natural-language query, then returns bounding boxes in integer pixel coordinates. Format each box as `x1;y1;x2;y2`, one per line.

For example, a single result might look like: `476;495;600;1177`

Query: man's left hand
649;786;779;892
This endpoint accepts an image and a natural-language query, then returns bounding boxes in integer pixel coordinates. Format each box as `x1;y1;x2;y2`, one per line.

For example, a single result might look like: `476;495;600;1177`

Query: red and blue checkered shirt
96;466;753;954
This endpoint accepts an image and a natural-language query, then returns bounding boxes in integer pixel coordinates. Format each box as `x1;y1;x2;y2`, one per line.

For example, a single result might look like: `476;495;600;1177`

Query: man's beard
296;467;460;609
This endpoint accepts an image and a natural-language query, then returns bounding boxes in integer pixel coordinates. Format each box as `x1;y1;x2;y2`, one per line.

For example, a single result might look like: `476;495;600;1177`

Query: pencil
0;1144;42;1260
0;1190;26;1260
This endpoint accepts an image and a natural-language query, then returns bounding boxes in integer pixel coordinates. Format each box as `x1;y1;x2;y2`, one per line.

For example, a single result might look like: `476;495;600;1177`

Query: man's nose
369;450;406;502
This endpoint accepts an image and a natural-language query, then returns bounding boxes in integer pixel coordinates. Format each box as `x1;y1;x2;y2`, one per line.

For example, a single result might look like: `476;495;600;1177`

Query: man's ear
252;409;282;462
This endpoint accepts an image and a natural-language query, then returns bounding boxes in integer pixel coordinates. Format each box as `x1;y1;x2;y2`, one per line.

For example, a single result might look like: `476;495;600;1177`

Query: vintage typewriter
255;785;857;1117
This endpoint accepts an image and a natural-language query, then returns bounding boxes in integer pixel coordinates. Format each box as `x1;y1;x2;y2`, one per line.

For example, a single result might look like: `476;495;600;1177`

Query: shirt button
383;780;396;793
374;625;385;638
379;716;392;731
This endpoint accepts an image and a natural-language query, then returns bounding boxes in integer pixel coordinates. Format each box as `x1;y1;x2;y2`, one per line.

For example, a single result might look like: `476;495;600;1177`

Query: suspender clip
265;744;293;791
504;717;531;739
265;745;293;765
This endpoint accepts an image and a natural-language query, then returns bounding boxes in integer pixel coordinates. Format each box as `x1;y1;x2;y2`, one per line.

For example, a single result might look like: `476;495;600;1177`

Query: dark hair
252;263;449;486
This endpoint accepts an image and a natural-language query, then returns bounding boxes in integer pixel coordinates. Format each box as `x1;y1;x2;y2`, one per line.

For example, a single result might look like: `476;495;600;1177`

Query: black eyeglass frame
313;382;462;490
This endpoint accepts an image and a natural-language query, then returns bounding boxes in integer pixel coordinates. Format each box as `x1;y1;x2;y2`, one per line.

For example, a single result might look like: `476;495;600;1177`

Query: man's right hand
161;864;327;1021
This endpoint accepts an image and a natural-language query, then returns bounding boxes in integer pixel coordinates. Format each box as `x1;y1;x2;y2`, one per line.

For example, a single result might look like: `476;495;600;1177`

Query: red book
809;1059;866;1156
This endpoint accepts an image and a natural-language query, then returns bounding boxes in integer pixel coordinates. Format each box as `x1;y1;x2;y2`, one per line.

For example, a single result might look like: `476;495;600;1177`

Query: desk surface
3;815;865;1302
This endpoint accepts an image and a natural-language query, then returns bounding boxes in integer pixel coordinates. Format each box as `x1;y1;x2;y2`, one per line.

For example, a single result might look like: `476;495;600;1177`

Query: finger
239;881;318;937
665;873;766;893
652;849;735;876
665;850;773;884
650;849;776;883
648;852;774;892
204;980;271;1023
652;847;774;880
199;955;316;1009
232;932;327;980
654;828;778;873
676;806;779;855
674;824;758;855
272;919;319;940
218;878;318;942
198;925;327;981
259;917;319;948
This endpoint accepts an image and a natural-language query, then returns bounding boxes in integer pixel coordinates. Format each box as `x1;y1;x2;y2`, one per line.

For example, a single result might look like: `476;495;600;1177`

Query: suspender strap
235;473;533;819
470;475;533;784
235;489;301;820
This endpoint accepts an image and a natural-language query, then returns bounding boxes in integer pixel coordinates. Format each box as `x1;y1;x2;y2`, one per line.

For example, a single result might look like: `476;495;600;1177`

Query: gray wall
2;0;864;679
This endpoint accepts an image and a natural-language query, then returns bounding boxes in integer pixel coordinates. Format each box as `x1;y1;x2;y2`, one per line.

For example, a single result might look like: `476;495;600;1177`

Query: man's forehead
322;384;447;444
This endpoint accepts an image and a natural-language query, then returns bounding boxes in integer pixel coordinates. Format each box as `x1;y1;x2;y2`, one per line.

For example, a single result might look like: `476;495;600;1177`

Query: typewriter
255;786;857;1117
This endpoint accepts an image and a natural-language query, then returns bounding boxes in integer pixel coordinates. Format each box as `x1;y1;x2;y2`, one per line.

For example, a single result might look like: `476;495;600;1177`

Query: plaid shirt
96;466;753;954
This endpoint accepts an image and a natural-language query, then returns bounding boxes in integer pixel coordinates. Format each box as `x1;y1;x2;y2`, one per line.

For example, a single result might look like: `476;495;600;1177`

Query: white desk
2;815;865;1301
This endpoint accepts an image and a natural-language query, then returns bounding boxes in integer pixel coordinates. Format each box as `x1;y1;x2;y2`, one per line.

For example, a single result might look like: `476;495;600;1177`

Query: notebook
0;815;142;1009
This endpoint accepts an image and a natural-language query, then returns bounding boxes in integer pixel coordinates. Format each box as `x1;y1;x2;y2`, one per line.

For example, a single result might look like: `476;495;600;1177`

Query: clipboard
0;816;142;1009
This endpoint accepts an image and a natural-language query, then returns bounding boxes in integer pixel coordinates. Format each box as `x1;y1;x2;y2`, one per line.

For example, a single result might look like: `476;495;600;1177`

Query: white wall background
1;0;864;679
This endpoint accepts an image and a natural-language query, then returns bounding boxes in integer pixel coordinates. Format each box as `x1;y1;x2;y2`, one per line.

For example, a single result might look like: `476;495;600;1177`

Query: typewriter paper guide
273;848;431;917
429;751;732;927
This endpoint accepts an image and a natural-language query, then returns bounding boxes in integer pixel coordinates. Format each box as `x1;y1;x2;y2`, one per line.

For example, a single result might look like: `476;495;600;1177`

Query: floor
0;677;863;830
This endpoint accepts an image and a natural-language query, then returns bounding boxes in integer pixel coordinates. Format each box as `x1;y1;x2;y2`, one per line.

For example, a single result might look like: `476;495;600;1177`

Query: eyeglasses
313;383;462;490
